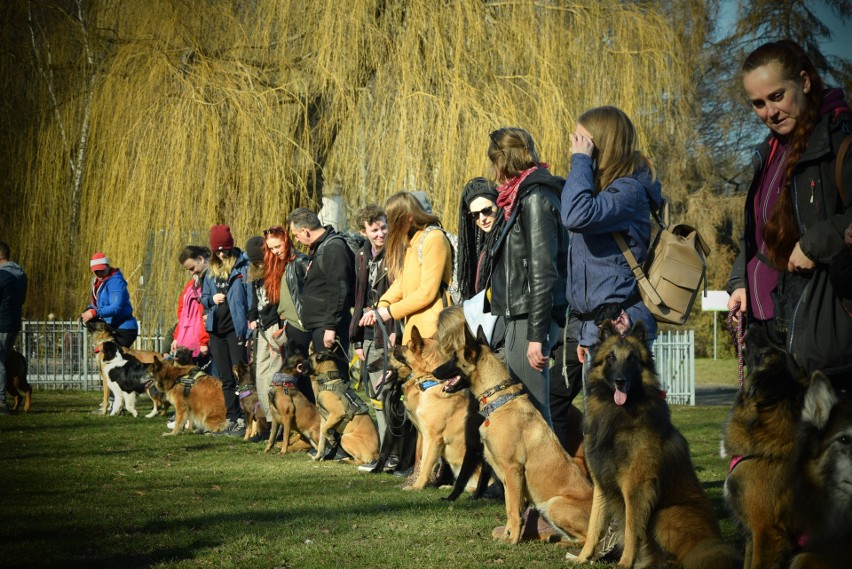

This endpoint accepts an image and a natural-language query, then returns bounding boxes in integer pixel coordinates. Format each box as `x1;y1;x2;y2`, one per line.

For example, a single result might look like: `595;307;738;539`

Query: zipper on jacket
522;258;530;294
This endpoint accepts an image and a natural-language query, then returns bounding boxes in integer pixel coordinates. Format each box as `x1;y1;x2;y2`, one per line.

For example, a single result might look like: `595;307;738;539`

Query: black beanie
461;177;499;208
245;236;265;264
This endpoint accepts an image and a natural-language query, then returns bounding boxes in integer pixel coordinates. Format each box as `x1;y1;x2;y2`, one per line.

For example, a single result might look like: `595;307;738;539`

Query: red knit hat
90;252;110;272
210;224;234;251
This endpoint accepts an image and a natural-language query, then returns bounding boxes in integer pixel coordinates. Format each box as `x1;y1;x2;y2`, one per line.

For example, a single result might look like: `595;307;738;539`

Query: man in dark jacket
0;241;27;415
288;208;355;380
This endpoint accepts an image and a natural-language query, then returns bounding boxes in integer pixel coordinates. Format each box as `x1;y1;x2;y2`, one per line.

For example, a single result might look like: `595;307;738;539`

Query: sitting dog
377;326;477;492
265;348;321;455
788;371;852;569
233;363;269;442
311;350;380;465
723;324;809;569
574;321;736;567
149;356;227;435
432;313;592;545
5;348;32;412
366;354;418;475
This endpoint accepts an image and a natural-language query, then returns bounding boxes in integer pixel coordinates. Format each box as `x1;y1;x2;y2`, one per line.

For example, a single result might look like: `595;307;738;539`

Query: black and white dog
100;341;156;417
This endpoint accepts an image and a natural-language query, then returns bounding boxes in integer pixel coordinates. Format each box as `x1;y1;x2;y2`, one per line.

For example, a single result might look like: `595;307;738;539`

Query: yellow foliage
0;0;731;330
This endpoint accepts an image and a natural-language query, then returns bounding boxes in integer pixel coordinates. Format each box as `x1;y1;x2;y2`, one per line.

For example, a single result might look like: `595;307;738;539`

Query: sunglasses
263;226;284;237
470;206;496;219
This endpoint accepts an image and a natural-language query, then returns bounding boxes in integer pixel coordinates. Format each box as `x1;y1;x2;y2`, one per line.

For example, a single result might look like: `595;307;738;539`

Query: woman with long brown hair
727;39;851;383
359;191;452;343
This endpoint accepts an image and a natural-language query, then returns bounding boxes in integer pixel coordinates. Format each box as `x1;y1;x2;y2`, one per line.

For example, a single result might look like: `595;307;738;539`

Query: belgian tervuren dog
5;349;32;412
265;349;321;455
432;311;592;545
723;324;808;569
576;321;736;568
788;371;852;569
311;351;379;465
149;357;227;435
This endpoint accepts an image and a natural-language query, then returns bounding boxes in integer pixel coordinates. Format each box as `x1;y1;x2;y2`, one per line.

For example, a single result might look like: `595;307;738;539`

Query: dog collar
480;391;524;425
477;378;518;403
315;369;342;384
238;389;254;400
271;372;299;387
417;376;444;391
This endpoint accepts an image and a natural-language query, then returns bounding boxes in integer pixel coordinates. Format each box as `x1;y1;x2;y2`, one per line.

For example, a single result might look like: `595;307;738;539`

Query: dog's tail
682;539;740;569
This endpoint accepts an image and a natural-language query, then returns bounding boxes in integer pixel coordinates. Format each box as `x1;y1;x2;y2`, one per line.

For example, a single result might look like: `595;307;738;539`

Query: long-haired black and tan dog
788;371;852;569
149;357;227;435
723;324;809;569
5;348;31;412
432;309;592;545
265;348;321;455
575;321;736;568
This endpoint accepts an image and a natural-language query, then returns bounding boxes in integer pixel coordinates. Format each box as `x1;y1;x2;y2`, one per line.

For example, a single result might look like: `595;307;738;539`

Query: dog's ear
462;324;481;362
630;321;647;344
475;325;489;346
151;355;163;373
802;371;837;430
409;326;424;356
598;320;618;342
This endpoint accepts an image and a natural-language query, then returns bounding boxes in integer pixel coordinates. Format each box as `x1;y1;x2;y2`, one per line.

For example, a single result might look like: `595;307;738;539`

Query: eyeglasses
263;226;284;237
470;206;496;219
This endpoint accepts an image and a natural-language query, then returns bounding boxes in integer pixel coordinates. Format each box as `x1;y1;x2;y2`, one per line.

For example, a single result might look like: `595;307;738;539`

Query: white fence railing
654;329;695;406
14;320;167;391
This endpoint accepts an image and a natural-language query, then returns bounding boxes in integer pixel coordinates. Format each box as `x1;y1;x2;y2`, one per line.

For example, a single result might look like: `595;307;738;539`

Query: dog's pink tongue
614;389;627;406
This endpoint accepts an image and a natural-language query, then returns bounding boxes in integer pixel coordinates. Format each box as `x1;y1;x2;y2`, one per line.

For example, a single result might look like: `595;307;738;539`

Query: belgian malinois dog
311;351;380;465
723;324;809;569
577;321;736;568
431;310;592;545
265;348;321;455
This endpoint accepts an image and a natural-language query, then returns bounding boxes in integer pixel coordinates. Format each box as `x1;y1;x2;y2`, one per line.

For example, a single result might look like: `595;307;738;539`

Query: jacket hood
0;262;25;278
612;167;663;211
518;166;565;197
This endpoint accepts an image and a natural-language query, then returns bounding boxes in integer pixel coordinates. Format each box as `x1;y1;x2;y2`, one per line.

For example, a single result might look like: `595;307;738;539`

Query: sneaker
358;460;379;473
392;466;414;478
233;418;246;437
384;455;400;472
210;419;238;437
248;431;269;443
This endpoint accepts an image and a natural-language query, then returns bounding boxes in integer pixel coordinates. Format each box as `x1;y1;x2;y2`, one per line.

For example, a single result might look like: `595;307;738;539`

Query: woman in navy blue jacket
201;224;250;435
561;106;661;362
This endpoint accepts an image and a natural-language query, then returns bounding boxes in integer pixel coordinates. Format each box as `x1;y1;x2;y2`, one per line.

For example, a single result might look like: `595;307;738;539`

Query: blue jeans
0;332;18;405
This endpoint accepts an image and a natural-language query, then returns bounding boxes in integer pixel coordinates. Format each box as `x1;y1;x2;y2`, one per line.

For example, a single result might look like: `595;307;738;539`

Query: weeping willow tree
1;0;715;331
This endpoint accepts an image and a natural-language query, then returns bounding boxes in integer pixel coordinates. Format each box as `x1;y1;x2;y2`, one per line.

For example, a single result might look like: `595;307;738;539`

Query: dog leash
726;304;746;388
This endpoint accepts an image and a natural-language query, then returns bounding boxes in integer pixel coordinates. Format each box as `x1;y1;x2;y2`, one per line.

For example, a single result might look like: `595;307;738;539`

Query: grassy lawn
0;391;740;569
695;358;739;388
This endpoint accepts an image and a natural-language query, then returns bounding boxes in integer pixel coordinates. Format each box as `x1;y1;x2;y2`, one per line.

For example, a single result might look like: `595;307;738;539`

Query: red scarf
496;163;549;220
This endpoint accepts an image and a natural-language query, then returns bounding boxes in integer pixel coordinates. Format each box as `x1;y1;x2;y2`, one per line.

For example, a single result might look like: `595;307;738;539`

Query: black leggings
208;331;247;421
113;328;138;348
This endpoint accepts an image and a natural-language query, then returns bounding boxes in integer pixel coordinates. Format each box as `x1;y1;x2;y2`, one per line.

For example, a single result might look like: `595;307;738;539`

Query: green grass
695;358;739;388
0;391;740;568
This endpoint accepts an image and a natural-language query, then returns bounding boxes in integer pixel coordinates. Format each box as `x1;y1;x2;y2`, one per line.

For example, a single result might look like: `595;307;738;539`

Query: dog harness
237;384;256;401
178;368;207;397
316;369;370;432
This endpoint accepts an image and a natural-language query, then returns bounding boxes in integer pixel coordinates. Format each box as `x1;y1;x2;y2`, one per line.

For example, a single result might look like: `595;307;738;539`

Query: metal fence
14;320;168;391
654;329;695;405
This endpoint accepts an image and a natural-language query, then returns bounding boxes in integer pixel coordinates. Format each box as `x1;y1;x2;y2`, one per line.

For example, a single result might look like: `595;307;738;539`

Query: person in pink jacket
172;245;211;361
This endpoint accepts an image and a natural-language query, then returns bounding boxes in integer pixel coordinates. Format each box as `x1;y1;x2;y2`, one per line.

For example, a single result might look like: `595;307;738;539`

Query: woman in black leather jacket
487;127;569;425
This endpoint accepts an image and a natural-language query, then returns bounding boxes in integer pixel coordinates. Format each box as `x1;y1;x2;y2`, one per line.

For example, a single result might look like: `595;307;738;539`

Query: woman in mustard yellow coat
359;192;452;343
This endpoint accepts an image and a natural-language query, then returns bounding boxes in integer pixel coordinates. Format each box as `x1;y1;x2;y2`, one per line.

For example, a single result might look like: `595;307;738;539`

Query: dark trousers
550;332;583;454
113;328;138;348
283;325;315;405
208;330;246;421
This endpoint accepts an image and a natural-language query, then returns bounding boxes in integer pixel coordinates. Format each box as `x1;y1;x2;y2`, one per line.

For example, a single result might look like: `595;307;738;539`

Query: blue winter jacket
201;252;251;339
561;153;662;346
88;268;138;331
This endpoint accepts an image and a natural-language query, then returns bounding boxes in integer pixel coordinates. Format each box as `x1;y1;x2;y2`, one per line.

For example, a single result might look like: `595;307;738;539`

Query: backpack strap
612;232;664;308
836;133;852;204
417;225;450;308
